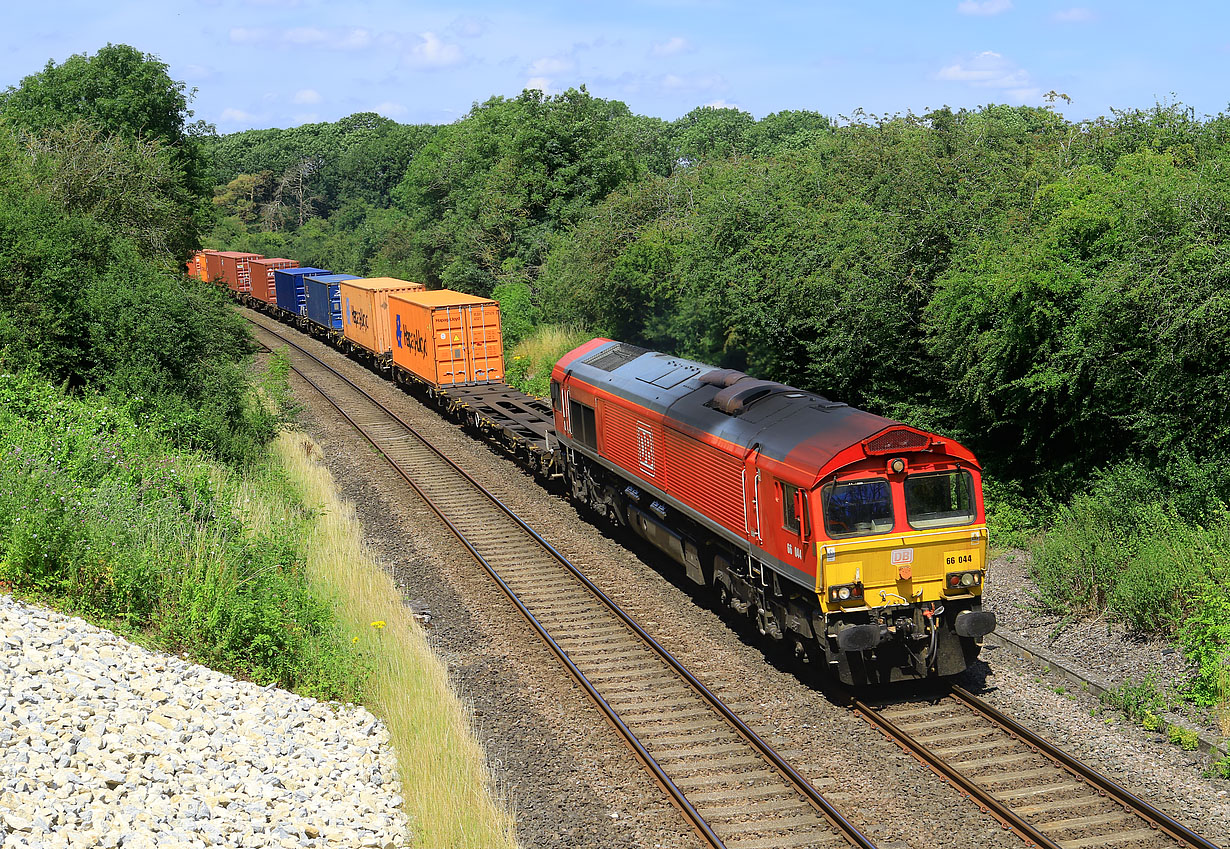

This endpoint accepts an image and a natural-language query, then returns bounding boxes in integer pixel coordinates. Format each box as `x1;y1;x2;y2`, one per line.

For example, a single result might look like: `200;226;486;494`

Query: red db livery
551;339;995;685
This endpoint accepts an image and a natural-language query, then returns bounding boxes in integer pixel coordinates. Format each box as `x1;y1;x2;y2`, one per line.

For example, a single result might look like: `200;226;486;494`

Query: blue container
273;267;330;315
304;274;359;331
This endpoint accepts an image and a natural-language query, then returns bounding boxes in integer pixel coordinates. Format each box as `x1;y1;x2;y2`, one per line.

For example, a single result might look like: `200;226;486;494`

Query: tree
213;171;277;226
0;43;209;250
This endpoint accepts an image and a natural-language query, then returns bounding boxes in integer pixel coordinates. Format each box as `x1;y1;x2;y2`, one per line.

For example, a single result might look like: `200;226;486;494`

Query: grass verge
273;430;519;849
504;324;592;397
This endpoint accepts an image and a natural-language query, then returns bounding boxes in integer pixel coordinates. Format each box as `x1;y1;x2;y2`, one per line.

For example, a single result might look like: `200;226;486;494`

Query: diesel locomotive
551;339;996;685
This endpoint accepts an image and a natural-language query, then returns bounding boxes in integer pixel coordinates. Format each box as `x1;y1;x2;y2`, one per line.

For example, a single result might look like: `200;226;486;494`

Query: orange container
190;251;209;280
339;277;425;356
203;251;225;283
218;251;263;293
388;290;504;387
248;258;297;303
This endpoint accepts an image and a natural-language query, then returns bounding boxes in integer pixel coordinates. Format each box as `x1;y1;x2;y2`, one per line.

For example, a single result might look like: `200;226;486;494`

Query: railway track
248;312;874;849
246;308;1222;849
853;687;1222;849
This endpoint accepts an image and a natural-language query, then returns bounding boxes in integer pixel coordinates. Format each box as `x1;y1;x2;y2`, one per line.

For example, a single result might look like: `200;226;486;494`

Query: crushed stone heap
0;594;408;849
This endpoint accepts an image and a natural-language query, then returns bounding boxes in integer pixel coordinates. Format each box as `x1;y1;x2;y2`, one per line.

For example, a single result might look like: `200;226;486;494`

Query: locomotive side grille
864;428;930;454
663;430;746;535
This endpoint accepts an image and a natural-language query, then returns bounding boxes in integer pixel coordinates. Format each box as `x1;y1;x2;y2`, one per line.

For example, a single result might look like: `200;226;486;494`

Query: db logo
890;548;914;566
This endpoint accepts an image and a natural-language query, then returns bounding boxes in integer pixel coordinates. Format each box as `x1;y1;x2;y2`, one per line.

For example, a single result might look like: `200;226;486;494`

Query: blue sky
6;1;1228;132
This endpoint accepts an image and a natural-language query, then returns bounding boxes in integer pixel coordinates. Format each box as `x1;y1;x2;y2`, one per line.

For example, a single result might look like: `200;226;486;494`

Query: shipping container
388;289;504;388
248;258;297;303
273;267;331;315
204;251;225;284
304;274;360;331
339;277;425;357
218;251;263;293
186;251;207;279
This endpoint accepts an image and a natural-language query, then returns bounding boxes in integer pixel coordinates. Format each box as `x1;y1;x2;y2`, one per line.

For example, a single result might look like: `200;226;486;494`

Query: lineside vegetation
0;44;519;844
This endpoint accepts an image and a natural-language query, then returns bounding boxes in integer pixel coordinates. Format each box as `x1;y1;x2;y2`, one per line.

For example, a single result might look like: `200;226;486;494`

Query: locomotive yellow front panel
819;525;987;611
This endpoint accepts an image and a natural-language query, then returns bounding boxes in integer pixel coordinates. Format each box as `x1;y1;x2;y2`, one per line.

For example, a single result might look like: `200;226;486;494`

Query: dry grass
506;324;592;397
272;430;519;849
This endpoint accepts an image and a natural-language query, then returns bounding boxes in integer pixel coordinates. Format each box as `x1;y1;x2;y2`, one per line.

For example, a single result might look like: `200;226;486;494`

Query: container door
469;303;501;383
433;306;466;385
448;306;469;383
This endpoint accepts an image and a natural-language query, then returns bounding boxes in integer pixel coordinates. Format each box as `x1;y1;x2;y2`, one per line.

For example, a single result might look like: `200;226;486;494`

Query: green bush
1167;724;1201;751
1030;462;1228;634
982;476;1041;551
505;324;591;398
1177;582;1230;708
1101;676;1168;725
0;373;365;701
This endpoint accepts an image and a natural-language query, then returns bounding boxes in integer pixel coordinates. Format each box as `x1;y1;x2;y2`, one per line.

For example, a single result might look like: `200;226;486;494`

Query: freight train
190;250;996;685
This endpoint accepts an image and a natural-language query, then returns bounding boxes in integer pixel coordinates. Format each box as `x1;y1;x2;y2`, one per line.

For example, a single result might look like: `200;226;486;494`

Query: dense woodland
205;92;1230;501
0;45;1227;735
0;46;368;699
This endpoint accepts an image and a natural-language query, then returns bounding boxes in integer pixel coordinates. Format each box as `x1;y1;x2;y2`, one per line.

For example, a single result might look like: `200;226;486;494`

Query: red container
203;251;225;284
217;252;263;293
248;258;297;303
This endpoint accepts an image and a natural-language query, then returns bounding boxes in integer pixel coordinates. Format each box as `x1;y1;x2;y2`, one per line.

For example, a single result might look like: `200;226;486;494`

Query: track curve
248;313;875;849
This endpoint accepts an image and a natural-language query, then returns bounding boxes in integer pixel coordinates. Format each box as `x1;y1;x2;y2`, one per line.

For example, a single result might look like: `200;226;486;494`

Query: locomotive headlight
945;571;983;593
828;583;864;603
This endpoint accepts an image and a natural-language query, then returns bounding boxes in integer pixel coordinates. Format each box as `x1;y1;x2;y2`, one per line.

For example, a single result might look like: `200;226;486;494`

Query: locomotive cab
812;439;996;683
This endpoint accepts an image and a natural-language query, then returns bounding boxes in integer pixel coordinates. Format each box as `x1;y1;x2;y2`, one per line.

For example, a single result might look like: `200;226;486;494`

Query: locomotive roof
564;340;902;478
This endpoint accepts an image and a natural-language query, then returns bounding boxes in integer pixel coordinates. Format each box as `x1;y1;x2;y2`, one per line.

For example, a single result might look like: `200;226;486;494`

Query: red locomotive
551;339;996;685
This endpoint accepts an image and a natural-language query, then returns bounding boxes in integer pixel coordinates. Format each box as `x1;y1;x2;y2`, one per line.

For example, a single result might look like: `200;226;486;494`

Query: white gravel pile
0;594;408;849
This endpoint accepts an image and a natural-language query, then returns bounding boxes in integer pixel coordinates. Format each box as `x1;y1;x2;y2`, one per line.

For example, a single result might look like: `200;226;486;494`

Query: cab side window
782;483;800;534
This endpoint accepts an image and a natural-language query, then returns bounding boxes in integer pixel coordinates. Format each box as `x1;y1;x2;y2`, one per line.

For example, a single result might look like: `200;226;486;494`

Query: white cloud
292;89;321;105
292;112;320;124
284;27;327;45
528;57;573;76
660;72;722;92
525;77;553;94
651;36;690;57
373;101;408;118
957;0;1012;15
448;15;486;38
229;27;266;43
280;27;370;49
182;64;216;82
407;32;463;68
1054;7;1095;22
219;108;256;123
705;99;739;110
937;50;1038;101
337;28;372;49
